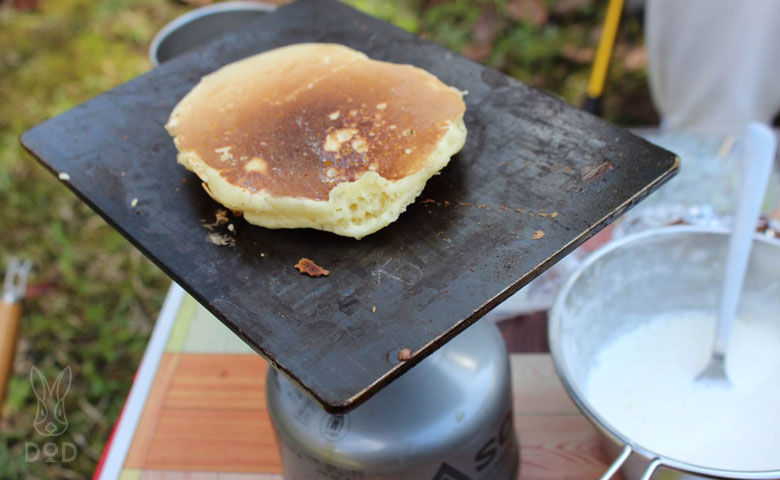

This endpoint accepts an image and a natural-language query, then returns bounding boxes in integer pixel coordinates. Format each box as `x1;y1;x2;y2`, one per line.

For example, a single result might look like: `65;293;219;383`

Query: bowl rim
148;1;277;66
549;225;780;478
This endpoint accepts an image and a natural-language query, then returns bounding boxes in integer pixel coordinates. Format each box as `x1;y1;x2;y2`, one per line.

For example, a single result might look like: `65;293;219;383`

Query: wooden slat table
101;287;612;480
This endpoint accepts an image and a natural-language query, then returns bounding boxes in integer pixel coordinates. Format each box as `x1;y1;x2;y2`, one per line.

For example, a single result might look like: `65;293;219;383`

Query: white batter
586;310;780;471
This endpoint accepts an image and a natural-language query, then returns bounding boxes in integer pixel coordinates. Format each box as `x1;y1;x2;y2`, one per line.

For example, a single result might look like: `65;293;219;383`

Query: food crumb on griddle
214;209;229;225
295;258;329;277
372;306;376;313
398;348;413;361
130;198;138;207
227;223;235;232
206;232;236;247
532;230;545;240
58;172;70;181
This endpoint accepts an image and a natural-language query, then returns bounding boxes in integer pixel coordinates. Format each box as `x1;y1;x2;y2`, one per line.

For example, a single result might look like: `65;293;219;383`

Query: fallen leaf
473;6;500;44
562;44;594;63
506;0;548;26
462;43;493;62
623;45;647;72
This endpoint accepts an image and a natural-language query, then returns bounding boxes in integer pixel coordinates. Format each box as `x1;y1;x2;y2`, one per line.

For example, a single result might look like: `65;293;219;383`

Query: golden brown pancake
166;43;467;239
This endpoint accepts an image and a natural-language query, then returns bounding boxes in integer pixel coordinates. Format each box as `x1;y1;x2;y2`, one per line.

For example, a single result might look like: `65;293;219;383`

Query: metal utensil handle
600;444;666;480
714;123;776;355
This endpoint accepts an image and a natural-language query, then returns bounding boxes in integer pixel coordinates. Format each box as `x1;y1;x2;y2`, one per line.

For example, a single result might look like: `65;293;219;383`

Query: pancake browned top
167;43;466;201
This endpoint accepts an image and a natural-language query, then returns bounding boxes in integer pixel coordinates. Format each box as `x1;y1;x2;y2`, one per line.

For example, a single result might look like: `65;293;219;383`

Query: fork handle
0;300;22;412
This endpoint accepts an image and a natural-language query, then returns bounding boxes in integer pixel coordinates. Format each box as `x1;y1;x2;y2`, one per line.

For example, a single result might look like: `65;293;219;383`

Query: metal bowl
549;226;780;479
149;1;276;66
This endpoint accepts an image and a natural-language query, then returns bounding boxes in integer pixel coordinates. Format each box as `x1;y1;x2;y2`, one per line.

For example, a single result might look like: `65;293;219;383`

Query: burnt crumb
295;258;329;277
214;209;229;225
203;209;232;231
398;348;413;361
419;198;437;205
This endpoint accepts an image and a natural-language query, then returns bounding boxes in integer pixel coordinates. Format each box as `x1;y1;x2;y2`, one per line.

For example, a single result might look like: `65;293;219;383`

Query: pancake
166;43;467;239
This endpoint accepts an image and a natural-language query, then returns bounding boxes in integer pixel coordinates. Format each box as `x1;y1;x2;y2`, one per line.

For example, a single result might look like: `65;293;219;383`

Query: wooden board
21;0;678;411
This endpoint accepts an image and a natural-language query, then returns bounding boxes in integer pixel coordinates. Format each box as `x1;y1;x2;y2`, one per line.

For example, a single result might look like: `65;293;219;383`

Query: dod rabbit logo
30;365;71;436
26;366;77;463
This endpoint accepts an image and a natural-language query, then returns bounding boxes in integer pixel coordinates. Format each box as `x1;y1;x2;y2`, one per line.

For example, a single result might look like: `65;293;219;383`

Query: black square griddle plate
22;0;678;412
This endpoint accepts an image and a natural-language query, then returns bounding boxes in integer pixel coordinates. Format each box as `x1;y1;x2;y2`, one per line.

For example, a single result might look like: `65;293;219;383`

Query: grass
0;0;652;477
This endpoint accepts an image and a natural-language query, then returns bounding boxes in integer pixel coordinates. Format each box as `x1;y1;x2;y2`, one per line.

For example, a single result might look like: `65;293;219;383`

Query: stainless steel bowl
148;1;276;66
549;226;780;480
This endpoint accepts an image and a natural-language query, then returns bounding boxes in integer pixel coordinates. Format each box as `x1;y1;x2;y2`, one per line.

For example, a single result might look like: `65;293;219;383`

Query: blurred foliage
0;0;654;478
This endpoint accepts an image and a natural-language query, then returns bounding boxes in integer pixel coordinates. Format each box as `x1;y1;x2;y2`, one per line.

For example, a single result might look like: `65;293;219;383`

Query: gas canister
266;319;518;480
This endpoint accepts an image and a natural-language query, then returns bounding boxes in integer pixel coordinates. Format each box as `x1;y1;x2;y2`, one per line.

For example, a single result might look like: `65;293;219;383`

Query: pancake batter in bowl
586;310;780;471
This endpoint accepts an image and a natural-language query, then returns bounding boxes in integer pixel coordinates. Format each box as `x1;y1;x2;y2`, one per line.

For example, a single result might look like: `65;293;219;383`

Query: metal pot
148;1;276;66
549;226;780;480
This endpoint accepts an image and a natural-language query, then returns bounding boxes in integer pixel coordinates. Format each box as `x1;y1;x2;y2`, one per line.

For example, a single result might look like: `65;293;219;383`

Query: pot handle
639;458;664;480
600;444;632;480
600;445;666;480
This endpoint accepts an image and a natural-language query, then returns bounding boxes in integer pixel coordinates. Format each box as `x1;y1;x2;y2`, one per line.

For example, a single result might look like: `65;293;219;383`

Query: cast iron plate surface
22;0;678;412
